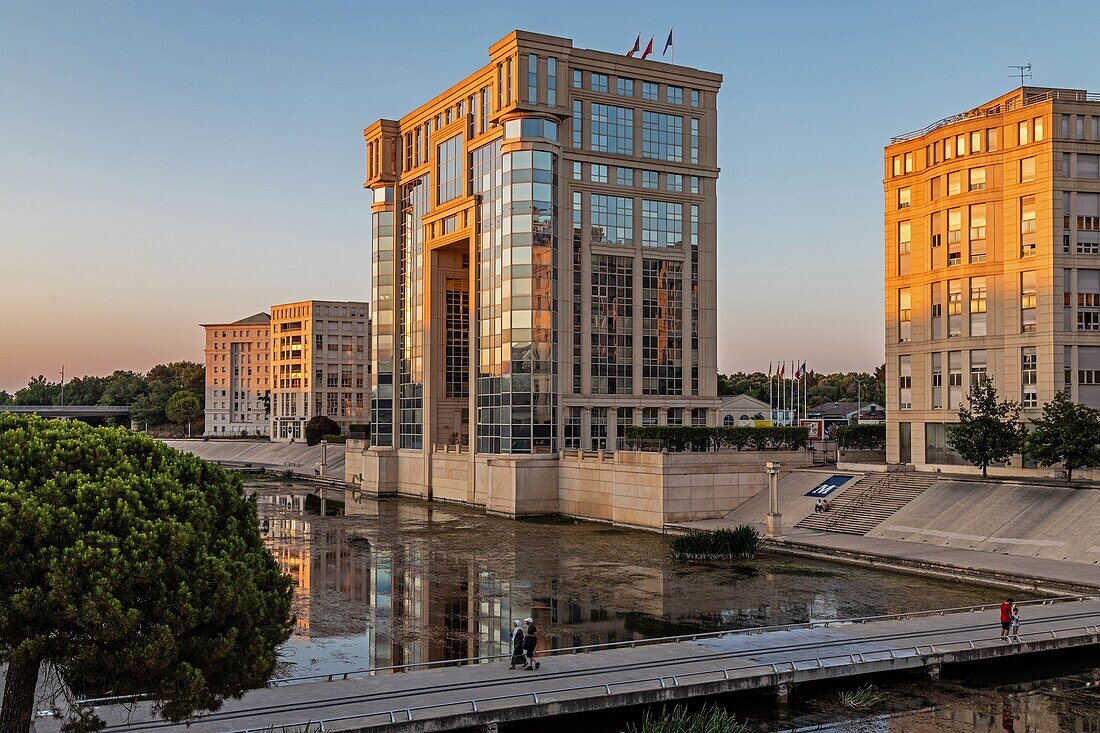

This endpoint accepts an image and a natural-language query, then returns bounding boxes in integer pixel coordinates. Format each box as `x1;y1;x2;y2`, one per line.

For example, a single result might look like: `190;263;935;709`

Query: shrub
305;415;340;446
625;703;748;733
668;526;762;561
834;423;886;450
623;426;809;452
321;434;346;444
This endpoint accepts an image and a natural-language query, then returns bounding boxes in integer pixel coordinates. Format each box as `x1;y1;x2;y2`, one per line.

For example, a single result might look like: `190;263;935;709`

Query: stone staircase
796;471;939;535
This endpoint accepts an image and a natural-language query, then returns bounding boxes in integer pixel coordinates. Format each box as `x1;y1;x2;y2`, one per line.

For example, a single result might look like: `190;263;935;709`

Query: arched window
723;415;734;427
740;414;750;420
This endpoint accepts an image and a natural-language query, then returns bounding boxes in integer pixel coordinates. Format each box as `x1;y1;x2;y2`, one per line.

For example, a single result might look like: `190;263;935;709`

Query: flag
795;362;804;380
641;36;654;60
777;362;785;379
663;28;674;56
626;33;641;57
767;361;773;377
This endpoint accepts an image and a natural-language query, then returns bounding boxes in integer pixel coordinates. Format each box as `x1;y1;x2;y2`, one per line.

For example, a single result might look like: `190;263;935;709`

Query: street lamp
854;379;866;425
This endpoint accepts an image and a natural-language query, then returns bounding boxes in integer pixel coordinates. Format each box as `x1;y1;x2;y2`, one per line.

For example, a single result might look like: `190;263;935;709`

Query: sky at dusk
3;0;1099;392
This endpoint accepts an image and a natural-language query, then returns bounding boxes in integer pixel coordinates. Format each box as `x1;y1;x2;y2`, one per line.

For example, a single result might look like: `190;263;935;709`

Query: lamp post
854;379;866;425
765;461;782;538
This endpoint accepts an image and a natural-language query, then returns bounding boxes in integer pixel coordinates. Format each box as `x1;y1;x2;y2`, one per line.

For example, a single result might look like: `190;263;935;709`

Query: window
590;103;634;155
898;355;912;410
667;407;683;425
1034;116;1044;142
641;200;683;248
930;176;941;200
572;69;582;88
1022;270;1037;332
547;57;556;106
892;156;902;176
503;117;557;141
970;277;987;336
969;203;986;263
642;260;683;395
666;173;683;192
1021;195;1037;257
1079;270;1100;331
591;73;608;93
931;352;943;409
667;85;683;104
564;406;581;449
898;288;911;342
616;77;633;97
690;176;699;194
898;187;911;208
642;111;683;162
641;170;658;189
1081;193;1100;231
1062;114;1071;139
948;279;962;337
436;134;464;204
591;255;633;395
616;167;633;187
956;135;966;157
898;220;911;275
987;127;998;152
591;407;609;449
949;351;963;407
642;81;658;100
1022;348;1037;407
947;171;961;195
905;152;914;173
590;163;608;183
943;140;953;160
969;167;986;191
590;194;633;244
1020;156;1036;183
970;130;981;153
690;89;700;107
948;208;962;265
1080;154;1100;179
572;100;582;148
931;281;943;338
572;161;581;180
970;350;988;390
527;53;538;103
1019;120;1029;146
690;118;699;164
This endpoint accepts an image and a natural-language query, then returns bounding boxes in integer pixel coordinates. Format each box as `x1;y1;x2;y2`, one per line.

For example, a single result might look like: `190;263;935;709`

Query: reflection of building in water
922;683;1100;733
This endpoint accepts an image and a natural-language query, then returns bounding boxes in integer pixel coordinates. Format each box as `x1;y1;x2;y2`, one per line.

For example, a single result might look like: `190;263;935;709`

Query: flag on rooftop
663;28;674;56
625;33;641;57
641;36;654;60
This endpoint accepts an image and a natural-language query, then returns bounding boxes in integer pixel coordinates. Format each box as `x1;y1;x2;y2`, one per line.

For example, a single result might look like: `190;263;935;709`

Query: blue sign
806;475;853;497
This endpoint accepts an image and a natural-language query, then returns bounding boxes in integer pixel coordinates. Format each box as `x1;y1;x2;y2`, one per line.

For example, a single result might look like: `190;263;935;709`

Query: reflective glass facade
399;175;429;449
642;111;684;162
370;205;396;446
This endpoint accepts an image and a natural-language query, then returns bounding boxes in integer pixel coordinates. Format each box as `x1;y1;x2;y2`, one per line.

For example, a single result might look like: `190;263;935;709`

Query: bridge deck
74;598;1100;733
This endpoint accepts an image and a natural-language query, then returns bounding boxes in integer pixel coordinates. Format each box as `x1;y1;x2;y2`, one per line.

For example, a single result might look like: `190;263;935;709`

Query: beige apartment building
358;30;722;497
270;300;370;441
885;87;1100;470
201;313;272;437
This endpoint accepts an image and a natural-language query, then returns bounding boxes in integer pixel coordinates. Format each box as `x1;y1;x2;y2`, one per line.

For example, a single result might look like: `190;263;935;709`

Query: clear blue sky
2;0;1097;391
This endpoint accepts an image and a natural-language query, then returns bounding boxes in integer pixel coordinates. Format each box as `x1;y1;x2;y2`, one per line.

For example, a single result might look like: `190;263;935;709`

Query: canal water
251;477;1100;732
250;476;1014;681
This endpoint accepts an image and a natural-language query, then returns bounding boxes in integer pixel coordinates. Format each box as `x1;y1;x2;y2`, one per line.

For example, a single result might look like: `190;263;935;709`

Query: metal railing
264;594;1095;688
223;621;1100;733
824;465;908;532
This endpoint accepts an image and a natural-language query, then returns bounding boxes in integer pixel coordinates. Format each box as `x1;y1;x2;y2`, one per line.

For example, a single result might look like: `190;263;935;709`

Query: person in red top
999;597;1014;640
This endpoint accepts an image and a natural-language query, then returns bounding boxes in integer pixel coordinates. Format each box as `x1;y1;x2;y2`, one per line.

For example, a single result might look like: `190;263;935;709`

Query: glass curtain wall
399;175;429;449
370;191;396;447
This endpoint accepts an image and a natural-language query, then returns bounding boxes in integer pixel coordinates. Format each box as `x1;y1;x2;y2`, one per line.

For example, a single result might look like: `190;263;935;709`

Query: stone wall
344;441;812;528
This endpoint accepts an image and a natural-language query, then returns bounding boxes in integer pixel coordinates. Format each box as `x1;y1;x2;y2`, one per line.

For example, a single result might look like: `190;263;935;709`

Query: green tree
13;375;60;405
1025;391;1100;481
305;415;340;446
947;382;1025;478
0;391;12;406
98;370;149;407
62;375;108;406
0;414;292;733
165;390;202;437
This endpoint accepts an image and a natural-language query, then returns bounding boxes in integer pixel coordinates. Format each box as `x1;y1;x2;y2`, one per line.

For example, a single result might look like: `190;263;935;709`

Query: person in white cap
523;617;540;670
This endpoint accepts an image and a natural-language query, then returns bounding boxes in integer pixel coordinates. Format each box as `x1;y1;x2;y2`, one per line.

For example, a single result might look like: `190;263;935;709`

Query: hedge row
622;425;810;452
833;423;886;450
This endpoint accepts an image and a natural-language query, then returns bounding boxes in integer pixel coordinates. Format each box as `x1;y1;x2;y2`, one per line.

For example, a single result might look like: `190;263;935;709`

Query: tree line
949;383;1100;480
0;362;205;427
717;365;887;408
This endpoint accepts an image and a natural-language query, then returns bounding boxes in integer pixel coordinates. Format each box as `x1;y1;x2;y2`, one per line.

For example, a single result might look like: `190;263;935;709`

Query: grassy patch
624;703;748;733
668;526;762;561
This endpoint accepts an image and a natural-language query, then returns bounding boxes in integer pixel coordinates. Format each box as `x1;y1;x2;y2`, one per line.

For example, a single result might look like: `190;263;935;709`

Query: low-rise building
270;300;371;441
201;313;272;437
718;394;770;426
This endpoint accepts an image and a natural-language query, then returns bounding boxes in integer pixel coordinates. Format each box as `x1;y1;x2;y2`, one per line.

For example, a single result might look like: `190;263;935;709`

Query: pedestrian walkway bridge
77;596;1100;733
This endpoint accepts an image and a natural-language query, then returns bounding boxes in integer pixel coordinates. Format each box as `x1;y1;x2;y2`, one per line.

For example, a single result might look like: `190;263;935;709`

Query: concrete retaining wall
163;439;344;477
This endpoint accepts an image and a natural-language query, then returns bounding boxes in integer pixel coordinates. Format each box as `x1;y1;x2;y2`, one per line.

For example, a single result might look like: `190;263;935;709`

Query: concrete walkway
51;598;1100;733
770;527;1100;592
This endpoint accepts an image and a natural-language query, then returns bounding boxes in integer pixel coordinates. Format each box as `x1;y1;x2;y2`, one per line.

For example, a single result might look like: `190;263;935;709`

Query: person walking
999;597;1014;640
509;620;525;669
523;617;540;670
1010;602;1021;640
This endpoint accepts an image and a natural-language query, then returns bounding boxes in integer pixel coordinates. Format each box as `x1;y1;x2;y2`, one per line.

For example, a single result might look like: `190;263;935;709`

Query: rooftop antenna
1010;63;1032;87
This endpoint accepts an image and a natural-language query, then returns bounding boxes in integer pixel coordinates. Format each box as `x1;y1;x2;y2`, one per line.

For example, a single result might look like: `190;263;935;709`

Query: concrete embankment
162;439;345;479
